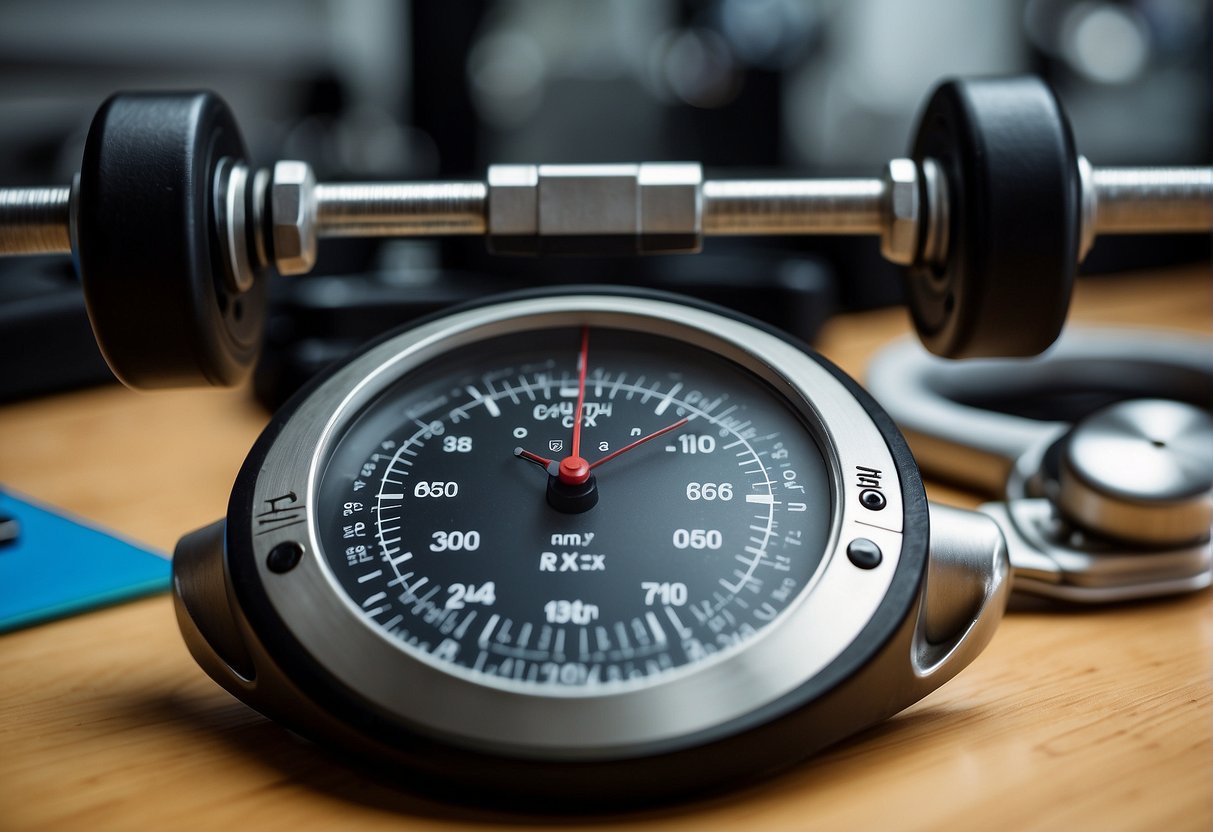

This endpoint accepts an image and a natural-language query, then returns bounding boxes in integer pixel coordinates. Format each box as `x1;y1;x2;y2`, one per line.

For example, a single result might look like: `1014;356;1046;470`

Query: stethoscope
866;327;1213;603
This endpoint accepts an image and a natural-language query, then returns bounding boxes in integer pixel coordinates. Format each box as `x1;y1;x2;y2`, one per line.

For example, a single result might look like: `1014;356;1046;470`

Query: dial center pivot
545;468;599;514
557;456;590;485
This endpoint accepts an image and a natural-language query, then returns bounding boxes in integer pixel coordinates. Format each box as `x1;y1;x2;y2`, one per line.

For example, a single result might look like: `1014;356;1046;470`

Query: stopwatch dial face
316;326;832;690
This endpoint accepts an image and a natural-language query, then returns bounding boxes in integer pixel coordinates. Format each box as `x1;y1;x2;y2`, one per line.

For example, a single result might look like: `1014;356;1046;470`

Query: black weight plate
77;92;266;388
907;76;1080;358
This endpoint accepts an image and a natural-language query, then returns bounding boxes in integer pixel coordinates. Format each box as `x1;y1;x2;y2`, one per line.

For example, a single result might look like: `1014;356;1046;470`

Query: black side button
847;538;883;570
267;541;305;574
859;489;887;511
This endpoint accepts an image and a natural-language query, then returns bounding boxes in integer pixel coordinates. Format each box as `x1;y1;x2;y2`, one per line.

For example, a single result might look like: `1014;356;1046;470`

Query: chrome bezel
245;294;906;759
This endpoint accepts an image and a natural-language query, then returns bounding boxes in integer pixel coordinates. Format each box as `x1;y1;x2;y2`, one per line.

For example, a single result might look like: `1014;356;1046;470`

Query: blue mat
0;490;171;633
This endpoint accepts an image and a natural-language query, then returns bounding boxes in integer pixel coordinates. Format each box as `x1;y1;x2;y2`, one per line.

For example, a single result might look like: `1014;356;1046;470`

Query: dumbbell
0;76;1209;389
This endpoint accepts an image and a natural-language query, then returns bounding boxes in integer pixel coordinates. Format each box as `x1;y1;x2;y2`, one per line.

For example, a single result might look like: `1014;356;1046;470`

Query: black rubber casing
78;92;266;388
179;288;930;810
908;76;1080;358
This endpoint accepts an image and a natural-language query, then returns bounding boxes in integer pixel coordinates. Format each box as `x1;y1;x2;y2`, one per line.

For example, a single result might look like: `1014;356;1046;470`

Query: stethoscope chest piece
868;328;1213;603
1056;398;1213;547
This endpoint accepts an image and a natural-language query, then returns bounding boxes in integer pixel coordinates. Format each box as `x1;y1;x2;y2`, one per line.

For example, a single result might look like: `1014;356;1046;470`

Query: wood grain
1;265;1209;831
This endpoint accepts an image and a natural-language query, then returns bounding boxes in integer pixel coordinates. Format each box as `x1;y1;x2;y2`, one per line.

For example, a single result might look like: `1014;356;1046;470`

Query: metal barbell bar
0;76;1208;389
3;159;1209;266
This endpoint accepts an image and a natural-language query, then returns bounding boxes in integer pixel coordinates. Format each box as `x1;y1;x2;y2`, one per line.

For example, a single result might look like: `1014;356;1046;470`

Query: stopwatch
173;289;1009;808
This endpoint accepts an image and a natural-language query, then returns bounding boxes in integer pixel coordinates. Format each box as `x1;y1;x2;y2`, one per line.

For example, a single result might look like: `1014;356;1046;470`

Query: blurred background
0;0;1208;405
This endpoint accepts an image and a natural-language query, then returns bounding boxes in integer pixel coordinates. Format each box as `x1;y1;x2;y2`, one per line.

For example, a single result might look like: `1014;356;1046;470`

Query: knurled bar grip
0;186;72;254
314;182;489;237
1089;167;1213;234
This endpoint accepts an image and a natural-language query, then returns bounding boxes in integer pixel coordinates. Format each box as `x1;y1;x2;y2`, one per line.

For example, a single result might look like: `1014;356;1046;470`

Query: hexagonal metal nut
270;160;317;276
881;158;920;266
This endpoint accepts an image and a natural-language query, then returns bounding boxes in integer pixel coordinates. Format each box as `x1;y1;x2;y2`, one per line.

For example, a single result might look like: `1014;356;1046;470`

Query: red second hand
557;326;592;486
589;417;689;471
522;328;686;487
570;326;589;459
514;447;556;471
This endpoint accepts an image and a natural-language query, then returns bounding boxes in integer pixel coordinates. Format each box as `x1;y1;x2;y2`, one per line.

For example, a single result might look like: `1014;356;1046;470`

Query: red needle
570;326;589;459
515;448;554;466
514;447;558;476
589;417;689;471
516;328;686;489
558;326;592;486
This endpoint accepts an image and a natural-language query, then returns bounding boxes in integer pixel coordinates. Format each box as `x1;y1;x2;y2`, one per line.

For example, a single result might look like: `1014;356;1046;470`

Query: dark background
0;0;1208;403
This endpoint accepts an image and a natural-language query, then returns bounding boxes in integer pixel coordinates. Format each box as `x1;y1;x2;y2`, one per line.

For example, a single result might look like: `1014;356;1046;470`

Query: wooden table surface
1;266;1209;831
